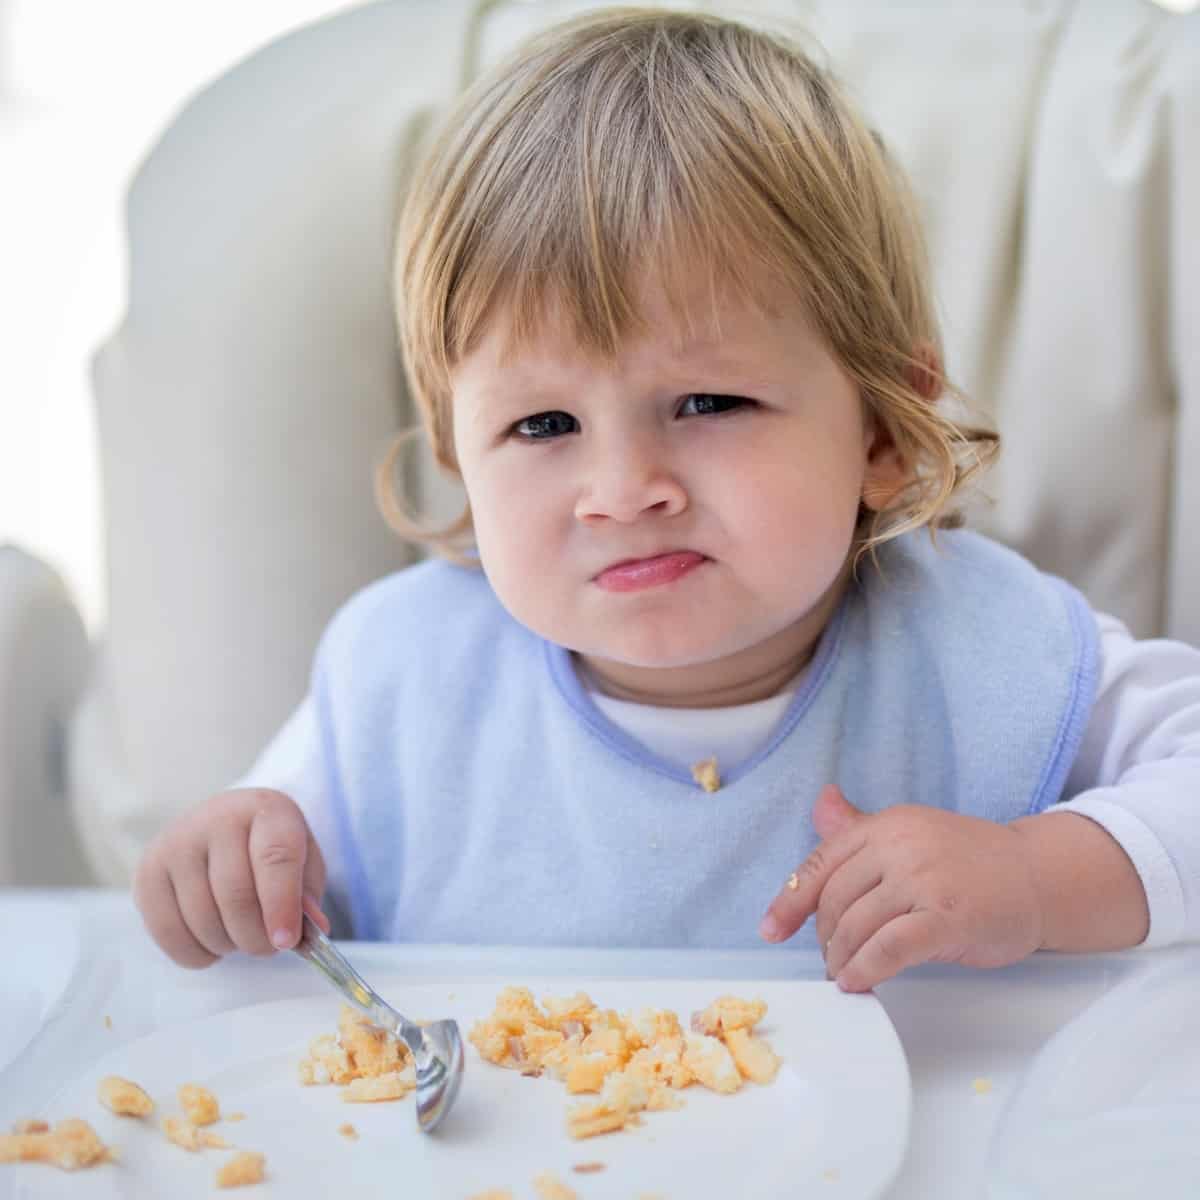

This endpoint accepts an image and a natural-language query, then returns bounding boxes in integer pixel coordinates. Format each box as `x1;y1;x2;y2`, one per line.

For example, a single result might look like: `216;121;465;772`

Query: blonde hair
381;6;997;562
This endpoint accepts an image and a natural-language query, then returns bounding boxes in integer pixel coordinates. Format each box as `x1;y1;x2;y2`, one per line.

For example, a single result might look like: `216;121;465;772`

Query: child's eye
512;411;579;440
678;393;751;417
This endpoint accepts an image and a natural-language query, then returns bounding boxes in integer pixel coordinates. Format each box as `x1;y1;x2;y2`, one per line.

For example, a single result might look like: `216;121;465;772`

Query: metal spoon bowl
292;914;464;1132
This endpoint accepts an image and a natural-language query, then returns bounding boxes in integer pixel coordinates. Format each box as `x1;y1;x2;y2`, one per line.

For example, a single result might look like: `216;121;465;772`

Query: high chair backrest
75;0;1199;883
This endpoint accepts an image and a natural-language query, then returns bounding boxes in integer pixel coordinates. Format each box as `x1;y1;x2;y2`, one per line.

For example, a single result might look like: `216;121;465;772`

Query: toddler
135;7;1200;992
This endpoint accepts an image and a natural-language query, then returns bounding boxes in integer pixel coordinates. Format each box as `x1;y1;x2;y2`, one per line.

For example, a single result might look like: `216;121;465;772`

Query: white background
0;0;357;633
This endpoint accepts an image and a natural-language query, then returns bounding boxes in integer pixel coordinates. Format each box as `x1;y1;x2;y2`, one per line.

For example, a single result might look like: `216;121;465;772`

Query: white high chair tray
13;976;910;1199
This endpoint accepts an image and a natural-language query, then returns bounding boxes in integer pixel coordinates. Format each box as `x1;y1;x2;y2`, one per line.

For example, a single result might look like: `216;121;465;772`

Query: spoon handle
293;915;423;1054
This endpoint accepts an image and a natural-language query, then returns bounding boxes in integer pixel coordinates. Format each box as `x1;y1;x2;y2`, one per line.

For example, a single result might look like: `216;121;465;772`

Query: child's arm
134;789;330;968
759;784;1147;993
1008;809;1149;952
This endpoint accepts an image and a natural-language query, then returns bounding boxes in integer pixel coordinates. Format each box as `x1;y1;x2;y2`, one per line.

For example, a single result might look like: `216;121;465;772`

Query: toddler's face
450;275;899;704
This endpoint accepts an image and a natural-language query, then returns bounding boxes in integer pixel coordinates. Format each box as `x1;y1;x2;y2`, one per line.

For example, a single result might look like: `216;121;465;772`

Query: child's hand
759;785;1044;991
134;789;330;968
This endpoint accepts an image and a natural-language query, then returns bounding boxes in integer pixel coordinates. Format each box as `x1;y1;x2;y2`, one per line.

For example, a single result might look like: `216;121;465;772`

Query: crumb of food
971;1077;993;1095
466;1192;514;1200
341;1070;416;1103
338;1123;359;1140
215;1150;266;1188
470;986;779;1140
571;1161;606;1174
162;1115;229;1151
723;1027;782;1084
690;996;767;1037
178;1083;220;1126
98;1075;154;1117
104;1015;113;1030
298;1006;413;1092
786;872;801;891
534;1170;579;1199
11;1120;49;1135
0;1119;115;1170
691;756;721;792
225;1113;246;1123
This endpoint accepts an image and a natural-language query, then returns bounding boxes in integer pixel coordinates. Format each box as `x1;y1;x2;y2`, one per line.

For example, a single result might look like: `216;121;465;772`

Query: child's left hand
759;784;1044;991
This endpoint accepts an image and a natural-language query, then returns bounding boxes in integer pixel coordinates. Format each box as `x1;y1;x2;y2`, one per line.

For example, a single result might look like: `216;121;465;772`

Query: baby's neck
579;649;813;709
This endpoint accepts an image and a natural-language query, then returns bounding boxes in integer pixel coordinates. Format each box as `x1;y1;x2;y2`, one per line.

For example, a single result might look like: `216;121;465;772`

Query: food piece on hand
215;1150;266;1188
0;1119;115;1170
178;1083;220;1126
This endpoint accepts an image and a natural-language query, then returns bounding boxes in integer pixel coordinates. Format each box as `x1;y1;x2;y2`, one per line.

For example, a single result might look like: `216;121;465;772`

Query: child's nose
573;441;688;525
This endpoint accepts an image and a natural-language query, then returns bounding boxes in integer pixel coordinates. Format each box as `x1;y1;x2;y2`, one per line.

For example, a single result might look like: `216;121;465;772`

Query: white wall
0;1;358;632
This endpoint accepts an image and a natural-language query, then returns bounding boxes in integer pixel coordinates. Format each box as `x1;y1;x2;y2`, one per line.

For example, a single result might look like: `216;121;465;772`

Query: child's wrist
1009;811;1150;952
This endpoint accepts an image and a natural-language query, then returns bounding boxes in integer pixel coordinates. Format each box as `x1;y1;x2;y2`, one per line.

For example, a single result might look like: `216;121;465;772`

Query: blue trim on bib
1026;578;1101;815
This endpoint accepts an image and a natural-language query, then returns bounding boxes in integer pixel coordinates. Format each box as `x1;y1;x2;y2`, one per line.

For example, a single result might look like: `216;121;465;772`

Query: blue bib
313;530;1098;949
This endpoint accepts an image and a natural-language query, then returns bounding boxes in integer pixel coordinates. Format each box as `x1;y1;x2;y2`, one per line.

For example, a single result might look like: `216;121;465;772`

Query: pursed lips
592;550;709;592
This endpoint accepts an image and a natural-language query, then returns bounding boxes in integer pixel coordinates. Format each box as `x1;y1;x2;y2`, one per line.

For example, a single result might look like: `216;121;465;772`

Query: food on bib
691;756;721;792
98;1075;154;1117
468;987;781;1139
215;1150;266;1188
0;1119;115;1170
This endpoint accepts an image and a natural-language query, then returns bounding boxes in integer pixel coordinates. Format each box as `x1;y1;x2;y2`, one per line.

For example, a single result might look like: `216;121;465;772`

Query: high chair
1;0;1196;885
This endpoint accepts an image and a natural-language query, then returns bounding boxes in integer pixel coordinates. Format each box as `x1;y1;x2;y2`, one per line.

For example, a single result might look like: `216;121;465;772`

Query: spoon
292;914;464;1132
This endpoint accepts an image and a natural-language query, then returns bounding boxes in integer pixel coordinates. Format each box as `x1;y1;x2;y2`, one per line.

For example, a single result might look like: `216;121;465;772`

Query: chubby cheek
462;465;573;631
731;465;862;595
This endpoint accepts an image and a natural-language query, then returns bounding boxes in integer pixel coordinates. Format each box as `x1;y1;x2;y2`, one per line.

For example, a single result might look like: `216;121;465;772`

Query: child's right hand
134;788;330;968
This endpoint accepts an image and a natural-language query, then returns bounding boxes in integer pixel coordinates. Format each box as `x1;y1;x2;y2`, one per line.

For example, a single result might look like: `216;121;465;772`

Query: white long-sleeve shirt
239;612;1200;948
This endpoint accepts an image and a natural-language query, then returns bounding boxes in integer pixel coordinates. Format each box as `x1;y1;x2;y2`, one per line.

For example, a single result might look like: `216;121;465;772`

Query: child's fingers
134;856;219;969
300;833;330;933
302;893;332;934
822;885;913;983
812;852;883;953
170;847;238;960
247;799;313;951
208;830;275;956
834;909;947;992
759;827;869;942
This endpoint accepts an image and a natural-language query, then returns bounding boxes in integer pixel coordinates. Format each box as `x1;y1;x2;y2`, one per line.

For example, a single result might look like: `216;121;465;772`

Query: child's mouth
593;551;708;593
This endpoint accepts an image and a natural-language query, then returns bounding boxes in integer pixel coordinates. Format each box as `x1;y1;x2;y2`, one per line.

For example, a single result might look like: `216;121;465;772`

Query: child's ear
861;343;943;512
861;416;908;512
906;341;944;402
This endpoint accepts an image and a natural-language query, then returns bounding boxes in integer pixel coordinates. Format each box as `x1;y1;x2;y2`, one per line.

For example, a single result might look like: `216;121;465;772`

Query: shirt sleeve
1055;612;1200;948
228;696;353;936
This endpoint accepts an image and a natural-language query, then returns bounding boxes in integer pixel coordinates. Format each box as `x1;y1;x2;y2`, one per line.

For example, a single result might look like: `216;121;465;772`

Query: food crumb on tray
98;1075;154;1117
534;1170;579;1199
468;986;781;1140
215;1150;266;1188
0;1119;115;1170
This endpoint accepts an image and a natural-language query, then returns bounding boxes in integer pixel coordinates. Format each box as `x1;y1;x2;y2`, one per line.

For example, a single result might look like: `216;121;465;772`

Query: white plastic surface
14;977;910;1199
987;946;1200;1198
